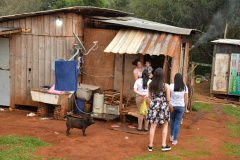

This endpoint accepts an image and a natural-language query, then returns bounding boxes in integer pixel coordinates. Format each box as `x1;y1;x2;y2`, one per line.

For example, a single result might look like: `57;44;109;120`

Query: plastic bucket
195;78;202;83
75;99;85;114
93;93;104;113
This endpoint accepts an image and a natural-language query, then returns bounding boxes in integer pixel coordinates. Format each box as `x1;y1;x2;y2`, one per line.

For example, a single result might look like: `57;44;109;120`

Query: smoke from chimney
194;0;240;48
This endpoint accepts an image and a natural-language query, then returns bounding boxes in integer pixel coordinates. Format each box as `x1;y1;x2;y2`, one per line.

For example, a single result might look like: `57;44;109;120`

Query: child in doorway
145;60;153;79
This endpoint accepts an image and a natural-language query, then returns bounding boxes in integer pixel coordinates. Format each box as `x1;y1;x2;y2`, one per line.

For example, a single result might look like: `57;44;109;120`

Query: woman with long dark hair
146;68;171;152
170;73;188;145
134;70;152;131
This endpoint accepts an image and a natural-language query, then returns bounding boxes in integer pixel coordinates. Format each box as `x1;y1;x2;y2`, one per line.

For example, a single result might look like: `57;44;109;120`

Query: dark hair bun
132;59;140;66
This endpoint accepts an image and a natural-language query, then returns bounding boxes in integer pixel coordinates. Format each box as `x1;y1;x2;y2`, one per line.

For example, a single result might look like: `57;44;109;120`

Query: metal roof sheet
93;17;199;35
0;6;132;23
104;29;181;57
211;39;240;46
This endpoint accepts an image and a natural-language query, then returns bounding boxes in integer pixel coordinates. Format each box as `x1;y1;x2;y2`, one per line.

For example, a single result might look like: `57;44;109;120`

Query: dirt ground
0;81;239;160
194;81;211;102
0;106;238;160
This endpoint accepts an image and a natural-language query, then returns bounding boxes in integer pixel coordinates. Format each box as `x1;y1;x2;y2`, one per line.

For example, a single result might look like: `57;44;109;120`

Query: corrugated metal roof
211;39;240;45
93;16;199;35
0;6;132;23
104;29;181;57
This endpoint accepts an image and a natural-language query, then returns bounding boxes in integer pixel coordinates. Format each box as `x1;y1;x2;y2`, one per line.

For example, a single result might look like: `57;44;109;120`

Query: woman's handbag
168;103;174;112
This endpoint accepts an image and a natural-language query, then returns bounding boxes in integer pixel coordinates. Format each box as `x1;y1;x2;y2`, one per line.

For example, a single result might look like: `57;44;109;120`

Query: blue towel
55;60;78;91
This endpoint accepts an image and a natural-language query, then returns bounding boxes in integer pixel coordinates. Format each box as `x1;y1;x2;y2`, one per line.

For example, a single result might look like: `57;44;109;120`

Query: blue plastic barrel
75;99;85;114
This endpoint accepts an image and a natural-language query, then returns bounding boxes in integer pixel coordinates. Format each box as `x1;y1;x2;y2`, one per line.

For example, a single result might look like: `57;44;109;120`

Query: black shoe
137;128;142;131
161;145;171;151
144;129;149;132
148;146;153;152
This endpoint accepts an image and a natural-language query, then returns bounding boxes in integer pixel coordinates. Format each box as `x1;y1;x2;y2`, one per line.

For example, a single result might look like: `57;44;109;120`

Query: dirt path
0;106;238;160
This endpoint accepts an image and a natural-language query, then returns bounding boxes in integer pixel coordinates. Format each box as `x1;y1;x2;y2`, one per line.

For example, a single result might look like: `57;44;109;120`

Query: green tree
0;0;43;16
50;0;107;9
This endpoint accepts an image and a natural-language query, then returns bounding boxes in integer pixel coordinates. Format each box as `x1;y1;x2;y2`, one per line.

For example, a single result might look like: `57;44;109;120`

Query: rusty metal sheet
105;29;181;57
160;34;172;55
152;33;167;55
126;30;145;54
104;29;126;53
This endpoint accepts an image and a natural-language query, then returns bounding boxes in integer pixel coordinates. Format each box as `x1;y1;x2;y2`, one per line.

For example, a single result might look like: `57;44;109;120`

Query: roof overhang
0;27;21;36
211;39;240;46
92;16;200;35
0;6;132;23
104;29;181;57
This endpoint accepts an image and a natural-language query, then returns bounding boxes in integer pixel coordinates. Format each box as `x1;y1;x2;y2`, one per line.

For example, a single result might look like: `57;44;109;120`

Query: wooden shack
82;17;198;110
0;6;198;112
211;39;240;100
0;7;129;108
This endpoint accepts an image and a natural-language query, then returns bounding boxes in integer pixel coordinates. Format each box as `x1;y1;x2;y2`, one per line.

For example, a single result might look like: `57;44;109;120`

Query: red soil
0;107;238;160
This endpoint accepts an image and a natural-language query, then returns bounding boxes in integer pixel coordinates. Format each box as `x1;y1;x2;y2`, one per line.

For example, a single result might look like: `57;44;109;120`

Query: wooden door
0;38;10;106
212;53;230;93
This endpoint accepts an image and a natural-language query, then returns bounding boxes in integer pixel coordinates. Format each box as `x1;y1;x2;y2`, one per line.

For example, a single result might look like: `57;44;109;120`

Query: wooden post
224;22;228;39
189;64;195;111
183;43;190;84
119;54;125;113
163;56;168;83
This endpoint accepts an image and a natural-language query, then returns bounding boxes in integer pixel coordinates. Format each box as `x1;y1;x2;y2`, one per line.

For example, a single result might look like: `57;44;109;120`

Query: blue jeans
170;106;185;141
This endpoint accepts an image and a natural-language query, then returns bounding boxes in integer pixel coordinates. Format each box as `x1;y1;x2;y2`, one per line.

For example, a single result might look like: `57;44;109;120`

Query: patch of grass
177;148;211;159
211;113;217;118
222;141;240;157
0;134;66;160
195;88;203;94
193;94;199;101
188;136;206;143
127;147;211;160
226;121;240;139
222;105;240;119
127;150;180;160
193;102;213;112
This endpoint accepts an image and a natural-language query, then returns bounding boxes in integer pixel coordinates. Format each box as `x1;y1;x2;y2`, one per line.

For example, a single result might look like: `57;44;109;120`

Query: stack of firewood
103;90;128;105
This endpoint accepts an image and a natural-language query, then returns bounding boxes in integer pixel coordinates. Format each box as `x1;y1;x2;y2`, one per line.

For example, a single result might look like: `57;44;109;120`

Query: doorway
143;54;165;71
144;54;172;84
0;38;10;106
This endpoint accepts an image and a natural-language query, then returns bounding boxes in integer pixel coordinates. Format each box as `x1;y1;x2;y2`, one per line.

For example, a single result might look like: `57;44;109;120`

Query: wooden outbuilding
0;6;199;113
211;39;240;100
0;7;129;108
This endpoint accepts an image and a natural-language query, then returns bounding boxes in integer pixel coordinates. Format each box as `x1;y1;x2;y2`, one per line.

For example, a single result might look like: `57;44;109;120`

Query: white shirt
170;84;188;107
134;79;152;96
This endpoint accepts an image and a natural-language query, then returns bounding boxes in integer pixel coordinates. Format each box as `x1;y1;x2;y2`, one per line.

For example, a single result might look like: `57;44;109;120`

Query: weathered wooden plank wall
170;41;181;83
82;28;116;92
113;54;140;97
0;12;83;107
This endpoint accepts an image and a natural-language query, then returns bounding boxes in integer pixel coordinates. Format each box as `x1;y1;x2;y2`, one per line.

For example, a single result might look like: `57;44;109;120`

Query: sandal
111;124;120;128
128;125;136;129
